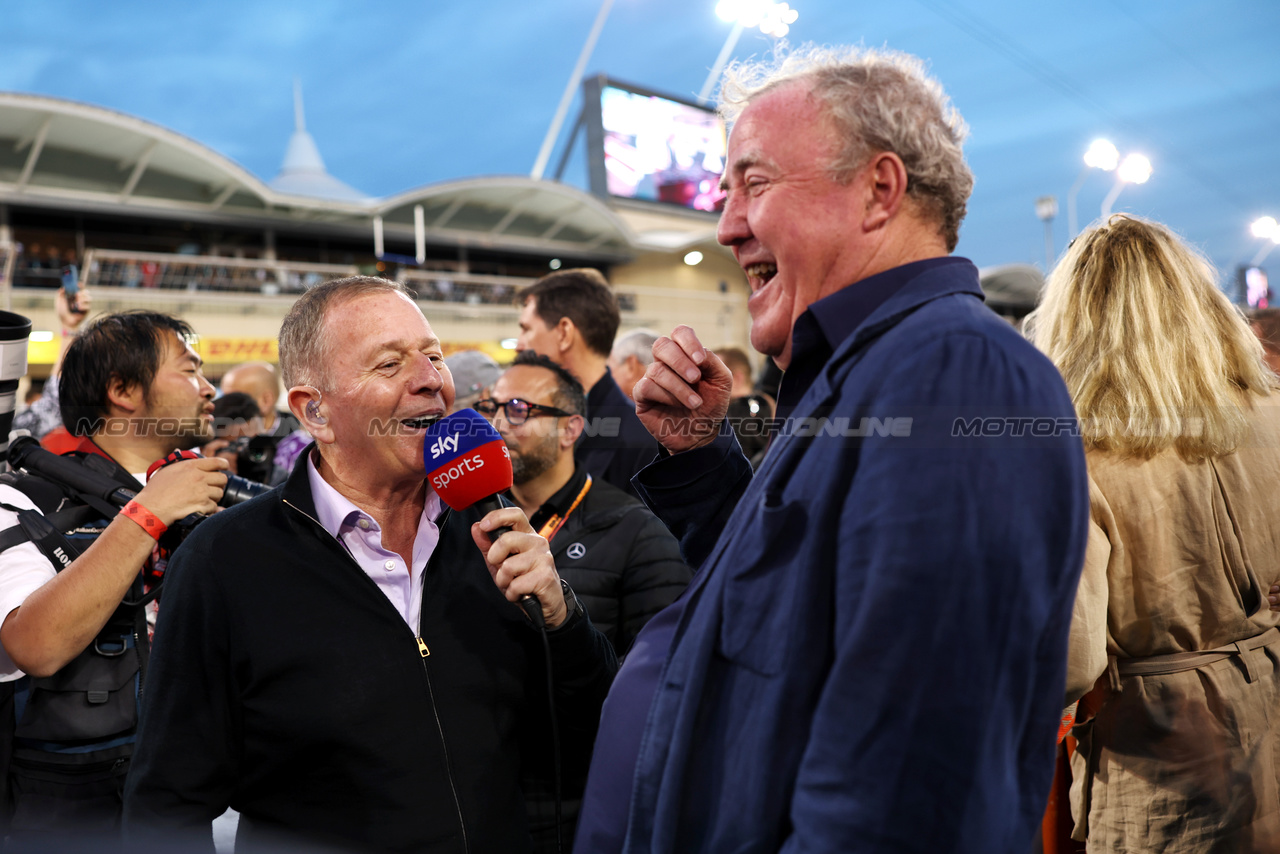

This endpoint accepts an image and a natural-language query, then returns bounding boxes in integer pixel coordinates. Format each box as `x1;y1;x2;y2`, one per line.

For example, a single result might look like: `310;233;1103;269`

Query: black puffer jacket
542;467;692;656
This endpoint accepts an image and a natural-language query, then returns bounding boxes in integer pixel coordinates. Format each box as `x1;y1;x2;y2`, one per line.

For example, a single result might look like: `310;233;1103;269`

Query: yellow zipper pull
416;637;430;658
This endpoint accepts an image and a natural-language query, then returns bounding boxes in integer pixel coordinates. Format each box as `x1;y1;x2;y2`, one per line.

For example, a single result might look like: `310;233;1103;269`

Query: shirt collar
777;256;969;419
305;451;442;539
809;256;966;353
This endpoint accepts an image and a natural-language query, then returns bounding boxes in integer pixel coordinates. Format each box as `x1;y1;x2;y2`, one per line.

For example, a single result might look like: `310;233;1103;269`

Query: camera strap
0;502;100;557
0;503;90;570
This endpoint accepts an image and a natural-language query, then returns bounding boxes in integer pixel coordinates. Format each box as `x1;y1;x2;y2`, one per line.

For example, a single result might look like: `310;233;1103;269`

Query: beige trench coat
1067;393;1280;853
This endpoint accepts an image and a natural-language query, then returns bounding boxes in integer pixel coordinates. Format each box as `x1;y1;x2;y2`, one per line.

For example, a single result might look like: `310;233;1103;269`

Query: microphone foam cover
423;408;513;511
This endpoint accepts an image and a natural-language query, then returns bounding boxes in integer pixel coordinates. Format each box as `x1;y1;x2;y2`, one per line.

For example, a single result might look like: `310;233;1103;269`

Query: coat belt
1107;626;1280;688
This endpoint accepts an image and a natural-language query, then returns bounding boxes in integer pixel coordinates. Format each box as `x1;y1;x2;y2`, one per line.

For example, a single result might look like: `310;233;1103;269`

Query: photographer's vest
0;438;151;837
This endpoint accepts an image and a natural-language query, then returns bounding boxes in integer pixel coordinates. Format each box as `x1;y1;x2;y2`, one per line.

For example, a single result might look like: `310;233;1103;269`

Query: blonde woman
1029;215;1280;853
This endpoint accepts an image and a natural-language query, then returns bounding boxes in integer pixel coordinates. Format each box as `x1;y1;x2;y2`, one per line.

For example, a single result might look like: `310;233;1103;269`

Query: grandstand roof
0;92;641;262
378;177;635;258
0;92;286;214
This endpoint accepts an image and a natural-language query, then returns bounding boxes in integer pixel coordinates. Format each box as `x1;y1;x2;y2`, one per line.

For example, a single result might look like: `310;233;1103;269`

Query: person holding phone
11;283;93;443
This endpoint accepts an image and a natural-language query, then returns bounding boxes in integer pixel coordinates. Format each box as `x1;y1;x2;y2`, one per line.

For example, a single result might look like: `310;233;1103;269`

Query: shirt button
357;519;370;530
384;559;396;571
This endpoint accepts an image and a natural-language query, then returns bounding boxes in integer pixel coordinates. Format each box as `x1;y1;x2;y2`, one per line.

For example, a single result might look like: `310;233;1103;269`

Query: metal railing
1;247;749;352
74;249;536;307
395;269;639;311
5;247;656;315
81;249;359;295
396;268;530;307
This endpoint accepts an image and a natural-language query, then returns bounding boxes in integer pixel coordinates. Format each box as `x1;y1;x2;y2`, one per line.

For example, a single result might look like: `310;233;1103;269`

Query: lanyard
537;474;593;541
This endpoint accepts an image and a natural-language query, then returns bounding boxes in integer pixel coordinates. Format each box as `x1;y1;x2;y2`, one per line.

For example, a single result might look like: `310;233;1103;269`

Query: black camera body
224;435;277;486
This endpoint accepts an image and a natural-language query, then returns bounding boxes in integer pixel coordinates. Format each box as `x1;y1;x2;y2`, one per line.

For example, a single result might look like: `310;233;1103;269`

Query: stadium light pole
1035;196;1058;269
531;0;614;181
1251;216;1280;266
1100;153;1152;220
698;1;800;106
1066;139;1118;237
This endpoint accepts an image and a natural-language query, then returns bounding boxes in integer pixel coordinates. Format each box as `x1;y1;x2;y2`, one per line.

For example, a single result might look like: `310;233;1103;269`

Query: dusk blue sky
3;0;1277;283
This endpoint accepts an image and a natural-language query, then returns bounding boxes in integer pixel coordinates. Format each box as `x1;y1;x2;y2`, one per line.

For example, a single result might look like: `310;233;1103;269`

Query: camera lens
220;474;271;507
0;311;33;464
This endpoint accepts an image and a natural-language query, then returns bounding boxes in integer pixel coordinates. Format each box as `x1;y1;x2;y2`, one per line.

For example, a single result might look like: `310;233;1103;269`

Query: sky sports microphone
423;409;545;629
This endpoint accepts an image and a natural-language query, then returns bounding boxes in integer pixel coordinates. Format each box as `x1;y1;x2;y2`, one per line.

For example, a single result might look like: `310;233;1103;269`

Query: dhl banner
195;338;280;363
26;339;60;366
27;337;280;369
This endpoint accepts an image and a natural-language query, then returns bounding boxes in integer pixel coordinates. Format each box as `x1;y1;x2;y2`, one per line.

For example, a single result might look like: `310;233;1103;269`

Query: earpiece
306;399;326;425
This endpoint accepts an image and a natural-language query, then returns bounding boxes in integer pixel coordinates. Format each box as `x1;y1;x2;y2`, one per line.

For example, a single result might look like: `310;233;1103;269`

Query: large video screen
1243;265;1270;309
593;82;726;213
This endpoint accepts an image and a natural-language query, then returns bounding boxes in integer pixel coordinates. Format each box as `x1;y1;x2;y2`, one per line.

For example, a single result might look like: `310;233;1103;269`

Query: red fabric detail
39;426;80;455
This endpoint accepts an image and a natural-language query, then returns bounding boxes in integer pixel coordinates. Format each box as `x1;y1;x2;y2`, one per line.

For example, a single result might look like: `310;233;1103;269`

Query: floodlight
1117;154;1152;185
1251;216;1278;241
1083;139;1119;171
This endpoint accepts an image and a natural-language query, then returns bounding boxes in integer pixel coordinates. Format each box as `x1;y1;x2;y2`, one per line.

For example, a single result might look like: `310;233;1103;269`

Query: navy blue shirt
777;256;965;422
571;598;687;854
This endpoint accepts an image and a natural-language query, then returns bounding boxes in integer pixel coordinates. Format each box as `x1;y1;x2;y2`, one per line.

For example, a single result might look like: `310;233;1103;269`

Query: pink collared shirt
306;455;443;630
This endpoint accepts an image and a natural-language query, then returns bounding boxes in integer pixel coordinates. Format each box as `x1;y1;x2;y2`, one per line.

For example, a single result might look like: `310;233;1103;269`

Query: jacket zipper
283;498;470;853
417;645;470;853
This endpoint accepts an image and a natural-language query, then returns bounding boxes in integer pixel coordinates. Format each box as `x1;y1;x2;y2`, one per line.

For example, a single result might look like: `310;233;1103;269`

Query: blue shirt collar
777;256;975;419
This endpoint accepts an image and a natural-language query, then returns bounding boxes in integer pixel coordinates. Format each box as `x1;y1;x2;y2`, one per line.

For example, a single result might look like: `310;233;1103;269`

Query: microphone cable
482;499;564;854
526;604;563;854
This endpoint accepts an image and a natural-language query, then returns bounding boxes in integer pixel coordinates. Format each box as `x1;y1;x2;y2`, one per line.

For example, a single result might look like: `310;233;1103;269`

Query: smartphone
61;265;87;314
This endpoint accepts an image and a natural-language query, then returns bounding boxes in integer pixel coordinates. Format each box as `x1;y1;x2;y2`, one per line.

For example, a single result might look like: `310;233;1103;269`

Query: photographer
202;391;273;483
0;311;228;842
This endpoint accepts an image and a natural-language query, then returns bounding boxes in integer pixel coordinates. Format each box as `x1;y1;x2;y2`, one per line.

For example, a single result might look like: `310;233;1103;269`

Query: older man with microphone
124;277;616;854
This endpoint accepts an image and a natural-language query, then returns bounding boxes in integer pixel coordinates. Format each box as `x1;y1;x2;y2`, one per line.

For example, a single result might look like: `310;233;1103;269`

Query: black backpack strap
0;502;101;561
0;460;162;606
0;521;30;556
3;508;86;572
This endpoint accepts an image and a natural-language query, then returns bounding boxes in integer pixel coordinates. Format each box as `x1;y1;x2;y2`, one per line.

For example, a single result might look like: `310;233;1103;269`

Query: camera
223;435;277;486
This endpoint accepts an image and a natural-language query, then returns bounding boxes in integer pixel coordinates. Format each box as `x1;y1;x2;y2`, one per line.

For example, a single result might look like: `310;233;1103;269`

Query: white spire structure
294;77;306;134
269;79;369;202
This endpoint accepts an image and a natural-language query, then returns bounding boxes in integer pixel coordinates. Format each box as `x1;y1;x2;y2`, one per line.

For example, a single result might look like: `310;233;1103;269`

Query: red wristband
121;500;167;541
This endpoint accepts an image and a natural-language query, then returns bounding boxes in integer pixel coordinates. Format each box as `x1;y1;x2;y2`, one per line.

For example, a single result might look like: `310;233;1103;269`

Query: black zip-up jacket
123;453;617;854
534;466;691;657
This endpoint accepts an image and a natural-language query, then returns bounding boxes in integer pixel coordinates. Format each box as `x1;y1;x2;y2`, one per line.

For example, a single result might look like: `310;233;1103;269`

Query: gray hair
611;328;659;366
720;44;974;252
278;276;412;390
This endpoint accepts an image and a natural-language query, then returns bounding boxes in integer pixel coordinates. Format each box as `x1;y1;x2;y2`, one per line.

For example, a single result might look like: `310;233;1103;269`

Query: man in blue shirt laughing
575;45;1090;854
